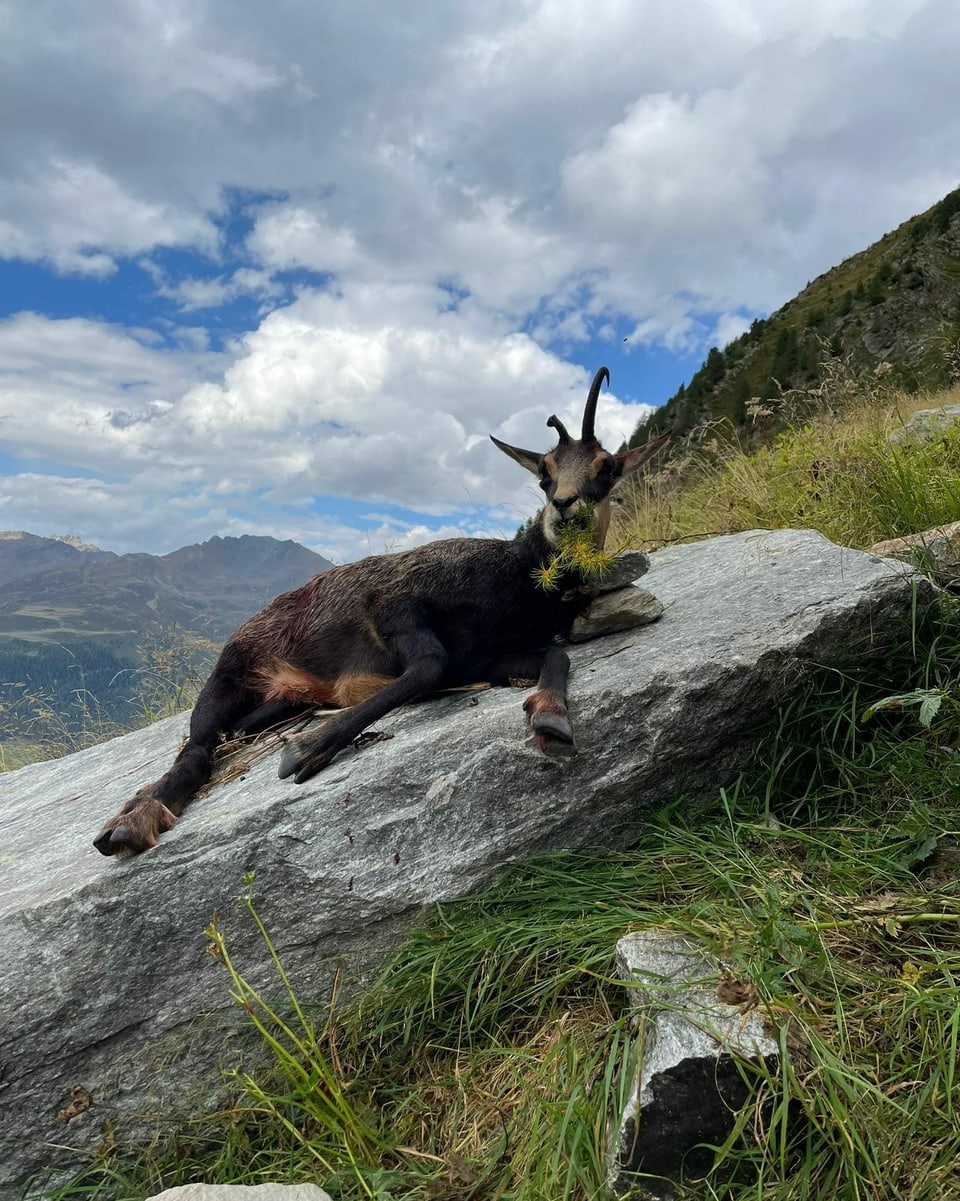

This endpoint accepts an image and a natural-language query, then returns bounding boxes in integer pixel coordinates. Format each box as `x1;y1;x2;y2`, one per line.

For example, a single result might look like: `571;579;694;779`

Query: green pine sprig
535;506;615;591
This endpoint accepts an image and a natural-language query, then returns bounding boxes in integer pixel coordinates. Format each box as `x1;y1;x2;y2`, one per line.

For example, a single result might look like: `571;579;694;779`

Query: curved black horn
546;414;571;444
581;366;609;441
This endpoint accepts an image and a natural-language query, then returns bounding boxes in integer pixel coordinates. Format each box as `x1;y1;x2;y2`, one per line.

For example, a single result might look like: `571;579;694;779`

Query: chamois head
490;367;670;547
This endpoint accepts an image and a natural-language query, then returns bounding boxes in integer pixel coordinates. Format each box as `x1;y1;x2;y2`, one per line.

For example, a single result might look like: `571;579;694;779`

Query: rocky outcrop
888;404;960;444
0;530;934;1198
871;520;960;586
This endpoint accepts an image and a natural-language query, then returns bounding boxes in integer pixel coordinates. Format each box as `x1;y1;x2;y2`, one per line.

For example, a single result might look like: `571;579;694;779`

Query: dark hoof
277;739;303;780
278;737;334;784
529;709;574;743
93;822;152;856
533;730;579;758
93;826;127;856
94;795;176;856
293;761;325;785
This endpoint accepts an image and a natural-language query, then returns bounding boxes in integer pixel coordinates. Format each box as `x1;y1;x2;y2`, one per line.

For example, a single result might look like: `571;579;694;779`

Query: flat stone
570;586;664;641
870;520;960;585
150;1188;332;1201
596;550;651;591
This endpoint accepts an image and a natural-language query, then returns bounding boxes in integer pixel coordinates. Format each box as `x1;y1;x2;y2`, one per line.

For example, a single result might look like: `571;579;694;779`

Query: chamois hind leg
279;622;448;784
93;657;269;856
490;646;576;757
232;697;314;739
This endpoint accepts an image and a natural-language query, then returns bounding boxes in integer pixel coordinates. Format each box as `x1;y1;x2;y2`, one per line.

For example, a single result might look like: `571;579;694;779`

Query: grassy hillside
0;627;215;769
629;186;960;447
620;381;960;552
42;379;960;1201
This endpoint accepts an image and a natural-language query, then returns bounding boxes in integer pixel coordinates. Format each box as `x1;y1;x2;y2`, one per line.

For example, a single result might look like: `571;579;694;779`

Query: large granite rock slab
0;530;932;1197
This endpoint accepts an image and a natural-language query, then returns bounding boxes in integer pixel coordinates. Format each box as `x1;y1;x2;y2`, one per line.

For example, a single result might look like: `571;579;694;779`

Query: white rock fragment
608;930;780;1199
150;1188;332;1201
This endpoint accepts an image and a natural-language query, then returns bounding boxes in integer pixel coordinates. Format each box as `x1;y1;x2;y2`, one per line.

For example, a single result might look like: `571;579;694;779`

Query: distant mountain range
0;532;333;750
0;531;333;647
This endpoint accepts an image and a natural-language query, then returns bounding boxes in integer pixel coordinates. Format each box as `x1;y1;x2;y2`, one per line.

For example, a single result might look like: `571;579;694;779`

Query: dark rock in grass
607;931;779;1198
0;530;935;1198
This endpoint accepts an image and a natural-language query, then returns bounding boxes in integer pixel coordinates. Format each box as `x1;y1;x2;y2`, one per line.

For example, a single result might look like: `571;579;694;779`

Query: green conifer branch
535;506;615;591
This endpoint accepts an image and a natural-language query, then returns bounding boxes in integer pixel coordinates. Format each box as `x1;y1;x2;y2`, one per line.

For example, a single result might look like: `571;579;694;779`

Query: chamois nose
552;495;578;515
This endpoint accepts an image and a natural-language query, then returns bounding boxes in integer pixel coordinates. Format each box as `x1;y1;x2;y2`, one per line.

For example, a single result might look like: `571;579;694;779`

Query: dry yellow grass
619;382;960;553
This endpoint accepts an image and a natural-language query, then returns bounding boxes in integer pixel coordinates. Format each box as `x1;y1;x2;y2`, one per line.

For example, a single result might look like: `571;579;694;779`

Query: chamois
94;368;669;856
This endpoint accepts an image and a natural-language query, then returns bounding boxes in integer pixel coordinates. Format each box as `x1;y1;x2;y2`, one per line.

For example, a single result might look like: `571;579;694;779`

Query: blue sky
1;0;958;562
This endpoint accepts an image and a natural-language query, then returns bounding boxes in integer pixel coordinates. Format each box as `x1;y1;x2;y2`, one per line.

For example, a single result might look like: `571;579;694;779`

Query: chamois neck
519;509;556;559
521;500;613;556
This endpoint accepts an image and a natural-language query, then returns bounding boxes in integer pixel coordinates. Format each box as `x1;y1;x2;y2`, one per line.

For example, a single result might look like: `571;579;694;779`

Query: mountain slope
628;186;960;446
0;533;334;650
0;530;116;589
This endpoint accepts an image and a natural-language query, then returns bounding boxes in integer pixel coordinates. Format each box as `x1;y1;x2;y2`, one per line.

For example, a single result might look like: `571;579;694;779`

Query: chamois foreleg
278;622;448;784
521;645;575;757
93;704;232;856
490;645;576;757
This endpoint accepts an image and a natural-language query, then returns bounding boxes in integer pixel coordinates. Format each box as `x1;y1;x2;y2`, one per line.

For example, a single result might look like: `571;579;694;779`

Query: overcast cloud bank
1;0;958;559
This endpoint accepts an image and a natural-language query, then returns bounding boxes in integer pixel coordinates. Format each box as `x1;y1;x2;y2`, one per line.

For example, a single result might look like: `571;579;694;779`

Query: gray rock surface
870;520;960;585
150;1187;332;1201
0;530;933;1198
608;931;780;1198
889;403;960;444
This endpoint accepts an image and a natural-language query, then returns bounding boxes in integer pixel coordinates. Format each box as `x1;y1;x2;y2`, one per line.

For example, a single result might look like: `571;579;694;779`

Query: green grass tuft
620;382;960;553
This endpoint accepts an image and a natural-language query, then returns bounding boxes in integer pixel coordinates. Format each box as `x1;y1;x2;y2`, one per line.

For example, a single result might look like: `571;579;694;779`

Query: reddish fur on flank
334;673;395;706
257;660;393;708
257;661;336;704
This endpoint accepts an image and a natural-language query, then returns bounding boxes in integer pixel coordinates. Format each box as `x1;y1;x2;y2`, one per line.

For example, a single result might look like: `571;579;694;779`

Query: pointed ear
490;434;542;476
615;430;671;477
